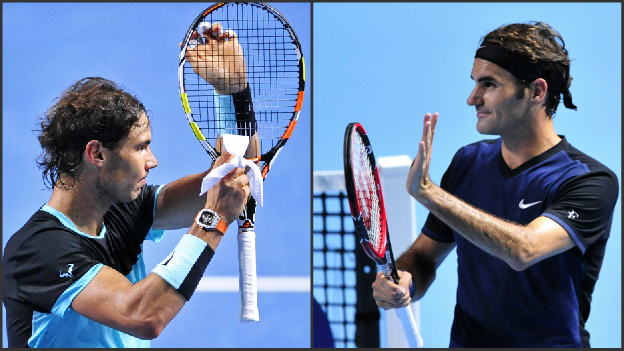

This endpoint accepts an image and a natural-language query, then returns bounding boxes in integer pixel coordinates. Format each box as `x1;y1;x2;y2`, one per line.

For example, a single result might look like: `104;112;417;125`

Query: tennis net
313;155;421;348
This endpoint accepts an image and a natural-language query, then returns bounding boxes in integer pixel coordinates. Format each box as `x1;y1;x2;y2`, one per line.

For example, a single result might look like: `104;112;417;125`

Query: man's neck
47;180;111;237
500;113;561;170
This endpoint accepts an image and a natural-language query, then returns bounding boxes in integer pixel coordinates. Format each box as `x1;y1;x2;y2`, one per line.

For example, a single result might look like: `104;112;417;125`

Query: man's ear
84;140;104;166
531;78;548;106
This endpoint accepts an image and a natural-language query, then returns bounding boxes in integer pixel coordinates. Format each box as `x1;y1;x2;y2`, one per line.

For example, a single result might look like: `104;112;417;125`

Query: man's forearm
153;171;209;230
415;184;533;270
396;249;436;301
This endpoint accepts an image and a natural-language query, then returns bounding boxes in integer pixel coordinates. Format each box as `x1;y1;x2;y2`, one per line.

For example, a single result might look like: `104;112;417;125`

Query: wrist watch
195;209;228;235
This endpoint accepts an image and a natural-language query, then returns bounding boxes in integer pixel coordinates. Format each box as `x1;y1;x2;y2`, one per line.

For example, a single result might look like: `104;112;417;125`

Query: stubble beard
94;176;140;206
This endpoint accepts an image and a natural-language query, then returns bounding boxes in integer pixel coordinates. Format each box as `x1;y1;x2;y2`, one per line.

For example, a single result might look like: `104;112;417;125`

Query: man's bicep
71;265;186;339
71;265;155;338
71;265;137;329
6;230;101;315
525;216;576;264
542;171;618;253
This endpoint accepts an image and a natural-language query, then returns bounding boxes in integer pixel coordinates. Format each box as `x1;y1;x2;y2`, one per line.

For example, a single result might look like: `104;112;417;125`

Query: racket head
178;2;305;177
343;122;390;264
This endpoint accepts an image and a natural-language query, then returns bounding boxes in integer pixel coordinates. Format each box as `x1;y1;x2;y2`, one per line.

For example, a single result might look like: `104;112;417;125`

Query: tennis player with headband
372;22;618;347
3;26;251;348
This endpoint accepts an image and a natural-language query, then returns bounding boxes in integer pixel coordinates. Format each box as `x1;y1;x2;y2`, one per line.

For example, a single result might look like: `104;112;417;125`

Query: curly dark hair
480;22;574;117
36;77;147;189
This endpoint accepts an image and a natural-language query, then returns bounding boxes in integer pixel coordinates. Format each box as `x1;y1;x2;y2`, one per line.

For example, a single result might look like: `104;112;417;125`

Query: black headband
475;42;576;111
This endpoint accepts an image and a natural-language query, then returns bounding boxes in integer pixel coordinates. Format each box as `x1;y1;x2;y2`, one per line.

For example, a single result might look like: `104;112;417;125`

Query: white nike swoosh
519;199;542;209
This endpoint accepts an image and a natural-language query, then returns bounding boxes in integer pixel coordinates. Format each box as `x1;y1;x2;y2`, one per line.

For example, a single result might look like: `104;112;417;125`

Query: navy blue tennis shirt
422;137;618;347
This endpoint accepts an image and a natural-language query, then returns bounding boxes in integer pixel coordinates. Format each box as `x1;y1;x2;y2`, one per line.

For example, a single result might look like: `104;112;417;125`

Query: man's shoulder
4;210;75;258
561;138;618;179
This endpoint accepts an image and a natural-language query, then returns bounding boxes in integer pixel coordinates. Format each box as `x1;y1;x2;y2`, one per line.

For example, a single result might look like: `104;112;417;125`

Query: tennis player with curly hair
3;44;251;348
372;22;619;347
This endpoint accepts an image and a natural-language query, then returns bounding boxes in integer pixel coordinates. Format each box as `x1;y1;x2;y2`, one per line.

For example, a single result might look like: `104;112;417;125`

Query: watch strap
215;218;228;235
195;209;228;235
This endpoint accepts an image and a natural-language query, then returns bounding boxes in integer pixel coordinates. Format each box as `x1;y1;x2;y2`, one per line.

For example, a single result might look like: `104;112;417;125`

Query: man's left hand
406;112;438;200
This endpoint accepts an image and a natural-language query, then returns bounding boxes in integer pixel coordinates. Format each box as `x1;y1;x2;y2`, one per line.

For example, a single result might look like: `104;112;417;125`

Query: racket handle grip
379;264;394;283
238;228;259;322
396;306;424;348
380;263;424;347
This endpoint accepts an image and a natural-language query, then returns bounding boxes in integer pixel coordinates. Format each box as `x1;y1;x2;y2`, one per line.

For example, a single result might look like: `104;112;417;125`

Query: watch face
200;210;217;226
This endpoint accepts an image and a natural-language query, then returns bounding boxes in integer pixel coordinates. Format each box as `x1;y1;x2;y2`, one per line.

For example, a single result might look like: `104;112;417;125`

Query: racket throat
379;262;400;284
238;197;257;228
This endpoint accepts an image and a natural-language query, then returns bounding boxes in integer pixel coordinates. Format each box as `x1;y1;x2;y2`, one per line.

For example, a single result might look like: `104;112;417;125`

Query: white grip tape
238;228;259;322
379;263;424;348
396;306;424;348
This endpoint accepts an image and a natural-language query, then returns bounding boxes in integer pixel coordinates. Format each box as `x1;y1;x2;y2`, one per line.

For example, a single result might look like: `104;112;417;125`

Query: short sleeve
6;229;100;315
542;170;619;254
107;184;164;245
421;151;459;243
145;184;166;242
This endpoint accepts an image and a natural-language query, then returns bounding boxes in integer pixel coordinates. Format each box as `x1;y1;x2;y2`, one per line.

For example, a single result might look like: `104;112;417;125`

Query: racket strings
352;134;383;252
183;3;300;157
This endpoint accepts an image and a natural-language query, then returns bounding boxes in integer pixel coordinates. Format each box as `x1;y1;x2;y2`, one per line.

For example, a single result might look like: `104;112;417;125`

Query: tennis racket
178;2;305;322
343;122;424;348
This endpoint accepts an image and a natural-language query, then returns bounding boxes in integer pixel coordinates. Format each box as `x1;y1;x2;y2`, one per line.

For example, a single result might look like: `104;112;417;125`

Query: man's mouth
476;109;491;118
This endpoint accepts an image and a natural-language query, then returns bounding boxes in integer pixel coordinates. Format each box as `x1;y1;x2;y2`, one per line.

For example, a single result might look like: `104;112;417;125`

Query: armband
152;234;214;300
232;83;257;136
409;280;416;298
214;91;236;133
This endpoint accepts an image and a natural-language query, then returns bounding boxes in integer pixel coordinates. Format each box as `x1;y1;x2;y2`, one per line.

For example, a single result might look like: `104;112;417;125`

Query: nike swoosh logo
519;199;542;209
163;251;175;266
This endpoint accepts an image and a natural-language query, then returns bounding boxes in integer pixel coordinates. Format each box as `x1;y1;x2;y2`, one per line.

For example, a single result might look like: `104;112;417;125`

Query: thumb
224;29;238;39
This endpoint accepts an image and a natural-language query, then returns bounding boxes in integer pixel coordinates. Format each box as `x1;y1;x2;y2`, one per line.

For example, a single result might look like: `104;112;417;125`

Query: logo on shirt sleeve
60;264;74;278
568;209;579;219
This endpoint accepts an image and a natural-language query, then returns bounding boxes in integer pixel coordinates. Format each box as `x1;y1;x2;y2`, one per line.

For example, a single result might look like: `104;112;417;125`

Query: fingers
372;271;411;310
197;22;237;42
225;167;250;192
431;112;439;137
210;22;224;38
187;30;205;51
206;150;237;173
223;29;237;39
397;269;413;292
186;22;239;59
205;166;249;225
198;21;213;38
421;112;439;152
230;168;251;203
421;113;431;144
424;112;438;138
212;151;235;169
202;22;222;42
